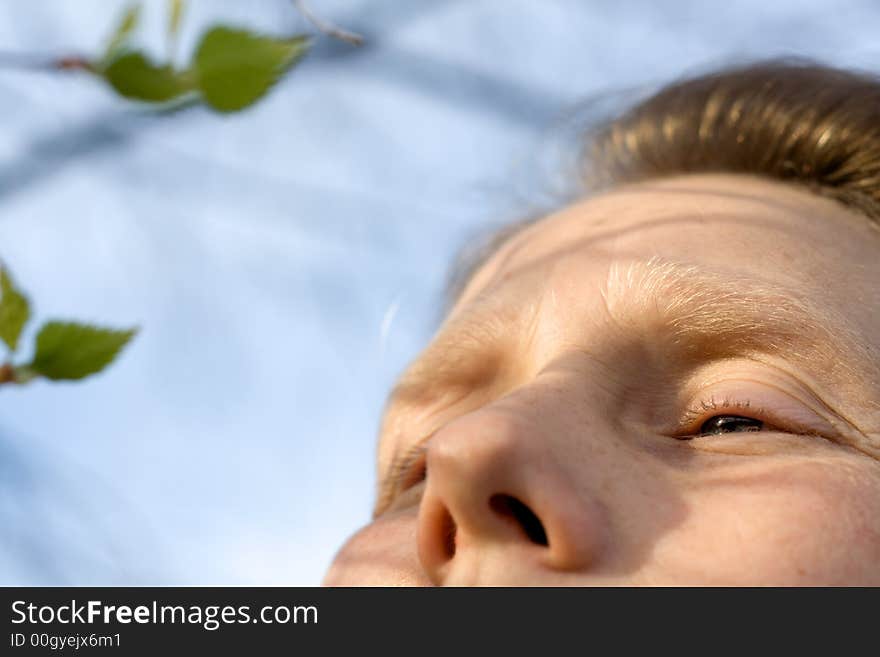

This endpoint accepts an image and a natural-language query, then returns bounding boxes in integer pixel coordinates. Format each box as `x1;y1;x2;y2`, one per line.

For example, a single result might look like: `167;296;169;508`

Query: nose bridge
416;386;607;584
427;368;606;492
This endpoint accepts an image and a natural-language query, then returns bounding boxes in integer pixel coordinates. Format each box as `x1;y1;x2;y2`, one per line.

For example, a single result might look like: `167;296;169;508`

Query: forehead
453;174;879;319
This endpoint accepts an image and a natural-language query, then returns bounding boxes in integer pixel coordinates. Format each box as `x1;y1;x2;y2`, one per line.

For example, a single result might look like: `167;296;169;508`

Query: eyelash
677;394;773;438
682;394;759;422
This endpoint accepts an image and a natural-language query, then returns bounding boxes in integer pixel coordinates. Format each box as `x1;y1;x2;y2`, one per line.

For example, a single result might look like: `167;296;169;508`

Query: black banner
0;587;871;653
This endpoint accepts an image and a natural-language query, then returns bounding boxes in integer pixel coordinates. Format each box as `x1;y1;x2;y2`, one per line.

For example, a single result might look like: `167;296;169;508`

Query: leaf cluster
0;266;136;385
96;2;312;112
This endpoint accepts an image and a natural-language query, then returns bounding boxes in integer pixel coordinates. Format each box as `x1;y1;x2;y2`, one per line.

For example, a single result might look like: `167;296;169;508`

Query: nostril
489;494;549;546
441;507;457;559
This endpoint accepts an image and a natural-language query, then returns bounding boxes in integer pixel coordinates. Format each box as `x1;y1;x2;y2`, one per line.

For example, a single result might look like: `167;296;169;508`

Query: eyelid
673;383;839;440
676;395;768;435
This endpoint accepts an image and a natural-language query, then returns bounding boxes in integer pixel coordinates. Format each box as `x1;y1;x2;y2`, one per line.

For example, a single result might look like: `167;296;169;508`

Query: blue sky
1;0;878;585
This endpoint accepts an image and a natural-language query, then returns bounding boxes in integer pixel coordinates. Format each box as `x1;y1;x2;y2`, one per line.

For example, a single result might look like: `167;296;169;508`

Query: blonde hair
586;59;880;221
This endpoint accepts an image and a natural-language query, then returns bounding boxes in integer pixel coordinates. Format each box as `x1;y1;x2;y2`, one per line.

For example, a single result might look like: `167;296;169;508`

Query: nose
416;408;603;585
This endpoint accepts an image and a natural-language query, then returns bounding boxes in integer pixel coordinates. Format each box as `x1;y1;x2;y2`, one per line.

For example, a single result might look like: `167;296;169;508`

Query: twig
292;0;364;46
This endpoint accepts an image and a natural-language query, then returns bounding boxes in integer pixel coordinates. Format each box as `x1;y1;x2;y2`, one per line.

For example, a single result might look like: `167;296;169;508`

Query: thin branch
293;0;364;46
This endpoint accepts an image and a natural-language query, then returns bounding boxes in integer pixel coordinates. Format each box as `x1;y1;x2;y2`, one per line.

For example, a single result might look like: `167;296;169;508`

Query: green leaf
30;322;137;381
193;27;311;112
0;267;30;353
169;0;185;40
104;3;141;62
103;52;193;103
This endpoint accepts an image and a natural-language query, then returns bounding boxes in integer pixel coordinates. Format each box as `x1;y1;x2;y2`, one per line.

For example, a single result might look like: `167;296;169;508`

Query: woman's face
325;174;880;585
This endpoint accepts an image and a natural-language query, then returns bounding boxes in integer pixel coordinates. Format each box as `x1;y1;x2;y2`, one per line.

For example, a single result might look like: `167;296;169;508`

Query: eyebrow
605;258;875;379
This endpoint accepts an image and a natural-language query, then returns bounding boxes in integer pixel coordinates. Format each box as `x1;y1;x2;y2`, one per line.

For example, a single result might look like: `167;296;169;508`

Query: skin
324;173;880;586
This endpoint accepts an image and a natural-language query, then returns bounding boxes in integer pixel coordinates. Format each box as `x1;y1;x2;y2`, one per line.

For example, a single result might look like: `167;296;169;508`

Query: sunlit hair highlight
585;59;880;222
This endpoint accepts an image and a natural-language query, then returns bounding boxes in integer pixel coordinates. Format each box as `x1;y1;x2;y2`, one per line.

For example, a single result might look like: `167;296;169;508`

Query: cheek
322;509;430;586
656;459;880;585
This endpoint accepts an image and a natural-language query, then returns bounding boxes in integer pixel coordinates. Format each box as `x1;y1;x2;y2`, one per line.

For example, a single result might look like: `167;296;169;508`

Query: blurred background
0;0;878;585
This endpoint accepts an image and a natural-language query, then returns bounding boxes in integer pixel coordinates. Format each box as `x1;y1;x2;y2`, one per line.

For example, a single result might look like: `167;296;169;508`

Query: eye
675;394;781;440
673;384;842;446
699;415;764;435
